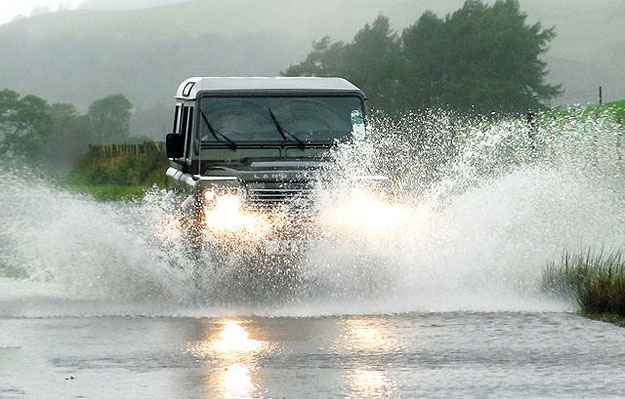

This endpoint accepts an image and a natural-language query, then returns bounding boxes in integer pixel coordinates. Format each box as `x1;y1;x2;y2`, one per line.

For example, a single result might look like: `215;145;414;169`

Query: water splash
1;111;624;317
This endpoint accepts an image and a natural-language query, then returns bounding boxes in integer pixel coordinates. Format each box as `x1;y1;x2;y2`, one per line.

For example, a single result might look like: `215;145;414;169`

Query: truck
165;77;393;288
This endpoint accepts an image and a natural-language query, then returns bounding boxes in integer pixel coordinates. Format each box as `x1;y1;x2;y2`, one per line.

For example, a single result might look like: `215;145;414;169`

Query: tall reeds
543;250;625;316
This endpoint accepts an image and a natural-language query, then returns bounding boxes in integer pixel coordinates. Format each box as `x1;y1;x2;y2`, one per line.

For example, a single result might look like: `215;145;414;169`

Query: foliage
87;94;133;144
65;184;149;201
543;250;625;317
47;103;92;167
69;144;169;188
284;16;404;111
0;90;137;167
0;89;169;200
0;89;52;162
284;0;561;114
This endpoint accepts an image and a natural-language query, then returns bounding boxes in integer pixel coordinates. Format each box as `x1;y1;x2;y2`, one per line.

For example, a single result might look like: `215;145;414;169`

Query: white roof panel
176;77;363;99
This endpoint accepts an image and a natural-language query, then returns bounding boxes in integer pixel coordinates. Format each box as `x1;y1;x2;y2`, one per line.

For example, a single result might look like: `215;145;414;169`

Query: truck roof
175;77;364;100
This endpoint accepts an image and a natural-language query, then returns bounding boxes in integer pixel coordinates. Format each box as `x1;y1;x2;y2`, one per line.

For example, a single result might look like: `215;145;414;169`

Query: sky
0;0;187;24
0;0;79;24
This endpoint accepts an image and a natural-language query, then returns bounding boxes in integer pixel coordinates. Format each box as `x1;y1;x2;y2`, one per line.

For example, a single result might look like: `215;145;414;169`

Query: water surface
2;311;623;398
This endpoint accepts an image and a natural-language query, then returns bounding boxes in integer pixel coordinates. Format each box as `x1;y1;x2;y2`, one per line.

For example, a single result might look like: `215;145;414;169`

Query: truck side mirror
166;133;185;159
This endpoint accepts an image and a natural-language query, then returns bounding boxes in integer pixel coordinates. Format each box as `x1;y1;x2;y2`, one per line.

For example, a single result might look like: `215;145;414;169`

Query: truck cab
165;77;369;258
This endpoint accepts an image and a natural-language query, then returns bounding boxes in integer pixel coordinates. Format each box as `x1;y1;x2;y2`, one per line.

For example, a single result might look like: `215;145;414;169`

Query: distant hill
0;0;623;137
0;0;454;137
0;0;446;105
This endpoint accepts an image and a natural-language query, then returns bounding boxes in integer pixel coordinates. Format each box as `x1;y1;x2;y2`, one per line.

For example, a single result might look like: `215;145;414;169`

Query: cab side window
184;106;194;157
172;103;194;159
173;104;181;133
180;106;189;136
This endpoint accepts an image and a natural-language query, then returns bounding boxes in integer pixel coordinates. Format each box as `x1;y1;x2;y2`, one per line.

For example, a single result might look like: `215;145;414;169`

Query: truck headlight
201;184;246;207
203;190;217;202
214;194;242;214
319;189;403;233
198;182;268;235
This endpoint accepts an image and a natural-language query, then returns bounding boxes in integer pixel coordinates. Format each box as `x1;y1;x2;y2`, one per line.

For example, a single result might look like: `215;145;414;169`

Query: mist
79;0;187;10
0;0;623;138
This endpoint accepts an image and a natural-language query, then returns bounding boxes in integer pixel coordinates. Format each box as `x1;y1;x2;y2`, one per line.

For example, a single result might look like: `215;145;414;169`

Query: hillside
0;0;436;107
0;0;454;137
0;0;623;137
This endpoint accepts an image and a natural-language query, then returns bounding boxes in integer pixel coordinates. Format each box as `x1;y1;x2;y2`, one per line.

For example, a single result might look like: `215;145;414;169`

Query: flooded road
2;311;625;398
2;115;625;397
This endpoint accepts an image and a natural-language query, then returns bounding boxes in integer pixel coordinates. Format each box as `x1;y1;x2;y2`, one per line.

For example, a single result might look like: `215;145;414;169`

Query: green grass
543;99;625;129
543;250;625;318
67;142;170;201
606;99;625;127
66;183;149;201
581;99;625;128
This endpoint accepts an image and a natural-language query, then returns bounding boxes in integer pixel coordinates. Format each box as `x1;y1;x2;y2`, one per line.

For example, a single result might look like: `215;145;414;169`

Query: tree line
0;90;133;167
284;0;561;115
1;0;562;170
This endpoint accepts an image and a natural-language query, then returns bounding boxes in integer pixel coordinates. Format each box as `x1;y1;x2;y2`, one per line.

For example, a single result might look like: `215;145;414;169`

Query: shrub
543;250;625;316
70;142;169;187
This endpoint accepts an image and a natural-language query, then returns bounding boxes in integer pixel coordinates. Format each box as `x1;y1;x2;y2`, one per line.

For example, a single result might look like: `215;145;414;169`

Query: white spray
1;111;623;316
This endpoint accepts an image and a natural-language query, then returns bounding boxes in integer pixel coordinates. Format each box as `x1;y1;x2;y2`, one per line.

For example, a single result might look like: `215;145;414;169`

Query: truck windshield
198;96;364;143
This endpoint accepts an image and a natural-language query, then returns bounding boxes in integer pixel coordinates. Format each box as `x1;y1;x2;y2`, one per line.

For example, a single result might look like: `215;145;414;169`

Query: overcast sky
0;1;75;24
0;0;185;24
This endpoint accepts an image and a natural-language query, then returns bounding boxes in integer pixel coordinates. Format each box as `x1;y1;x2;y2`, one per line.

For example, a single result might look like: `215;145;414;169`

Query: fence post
599;86;603;106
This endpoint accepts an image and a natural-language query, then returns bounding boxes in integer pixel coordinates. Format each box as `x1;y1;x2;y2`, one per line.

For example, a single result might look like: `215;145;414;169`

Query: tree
0;90;139;168
283;16;404;111
285;1;561;114
401;0;560;113
87;94;133;144
400;11;448;110
0;89;52;161
46;103;91;167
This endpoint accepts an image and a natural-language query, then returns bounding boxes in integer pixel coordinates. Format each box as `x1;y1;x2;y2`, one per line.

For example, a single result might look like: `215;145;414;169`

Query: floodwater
3;307;625;399
2;113;625;398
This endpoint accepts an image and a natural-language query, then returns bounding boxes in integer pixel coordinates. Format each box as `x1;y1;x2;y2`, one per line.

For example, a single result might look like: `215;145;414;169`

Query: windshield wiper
198;109;237;150
268;108;306;150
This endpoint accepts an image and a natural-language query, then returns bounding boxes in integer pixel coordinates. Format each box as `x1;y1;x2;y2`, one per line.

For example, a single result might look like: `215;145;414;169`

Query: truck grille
245;182;315;212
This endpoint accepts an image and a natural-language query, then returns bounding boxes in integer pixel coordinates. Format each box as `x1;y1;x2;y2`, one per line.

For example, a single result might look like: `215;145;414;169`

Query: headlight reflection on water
187;320;264;356
340;319;399;397
212;321;263;399
349;369;395;398
188;321;264;399
340;318;397;353
222;363;254;399
212;320;263;354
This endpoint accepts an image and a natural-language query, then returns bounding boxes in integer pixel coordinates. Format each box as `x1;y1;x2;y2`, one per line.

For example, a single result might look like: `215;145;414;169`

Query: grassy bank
68;142;170;201
65;183;150;201
584;99;625;128
543;99;625;129
598;99;625;127
543;250;625;322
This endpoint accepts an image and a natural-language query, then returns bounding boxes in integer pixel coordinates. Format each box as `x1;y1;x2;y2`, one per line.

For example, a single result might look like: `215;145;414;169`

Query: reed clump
543;250;625;317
